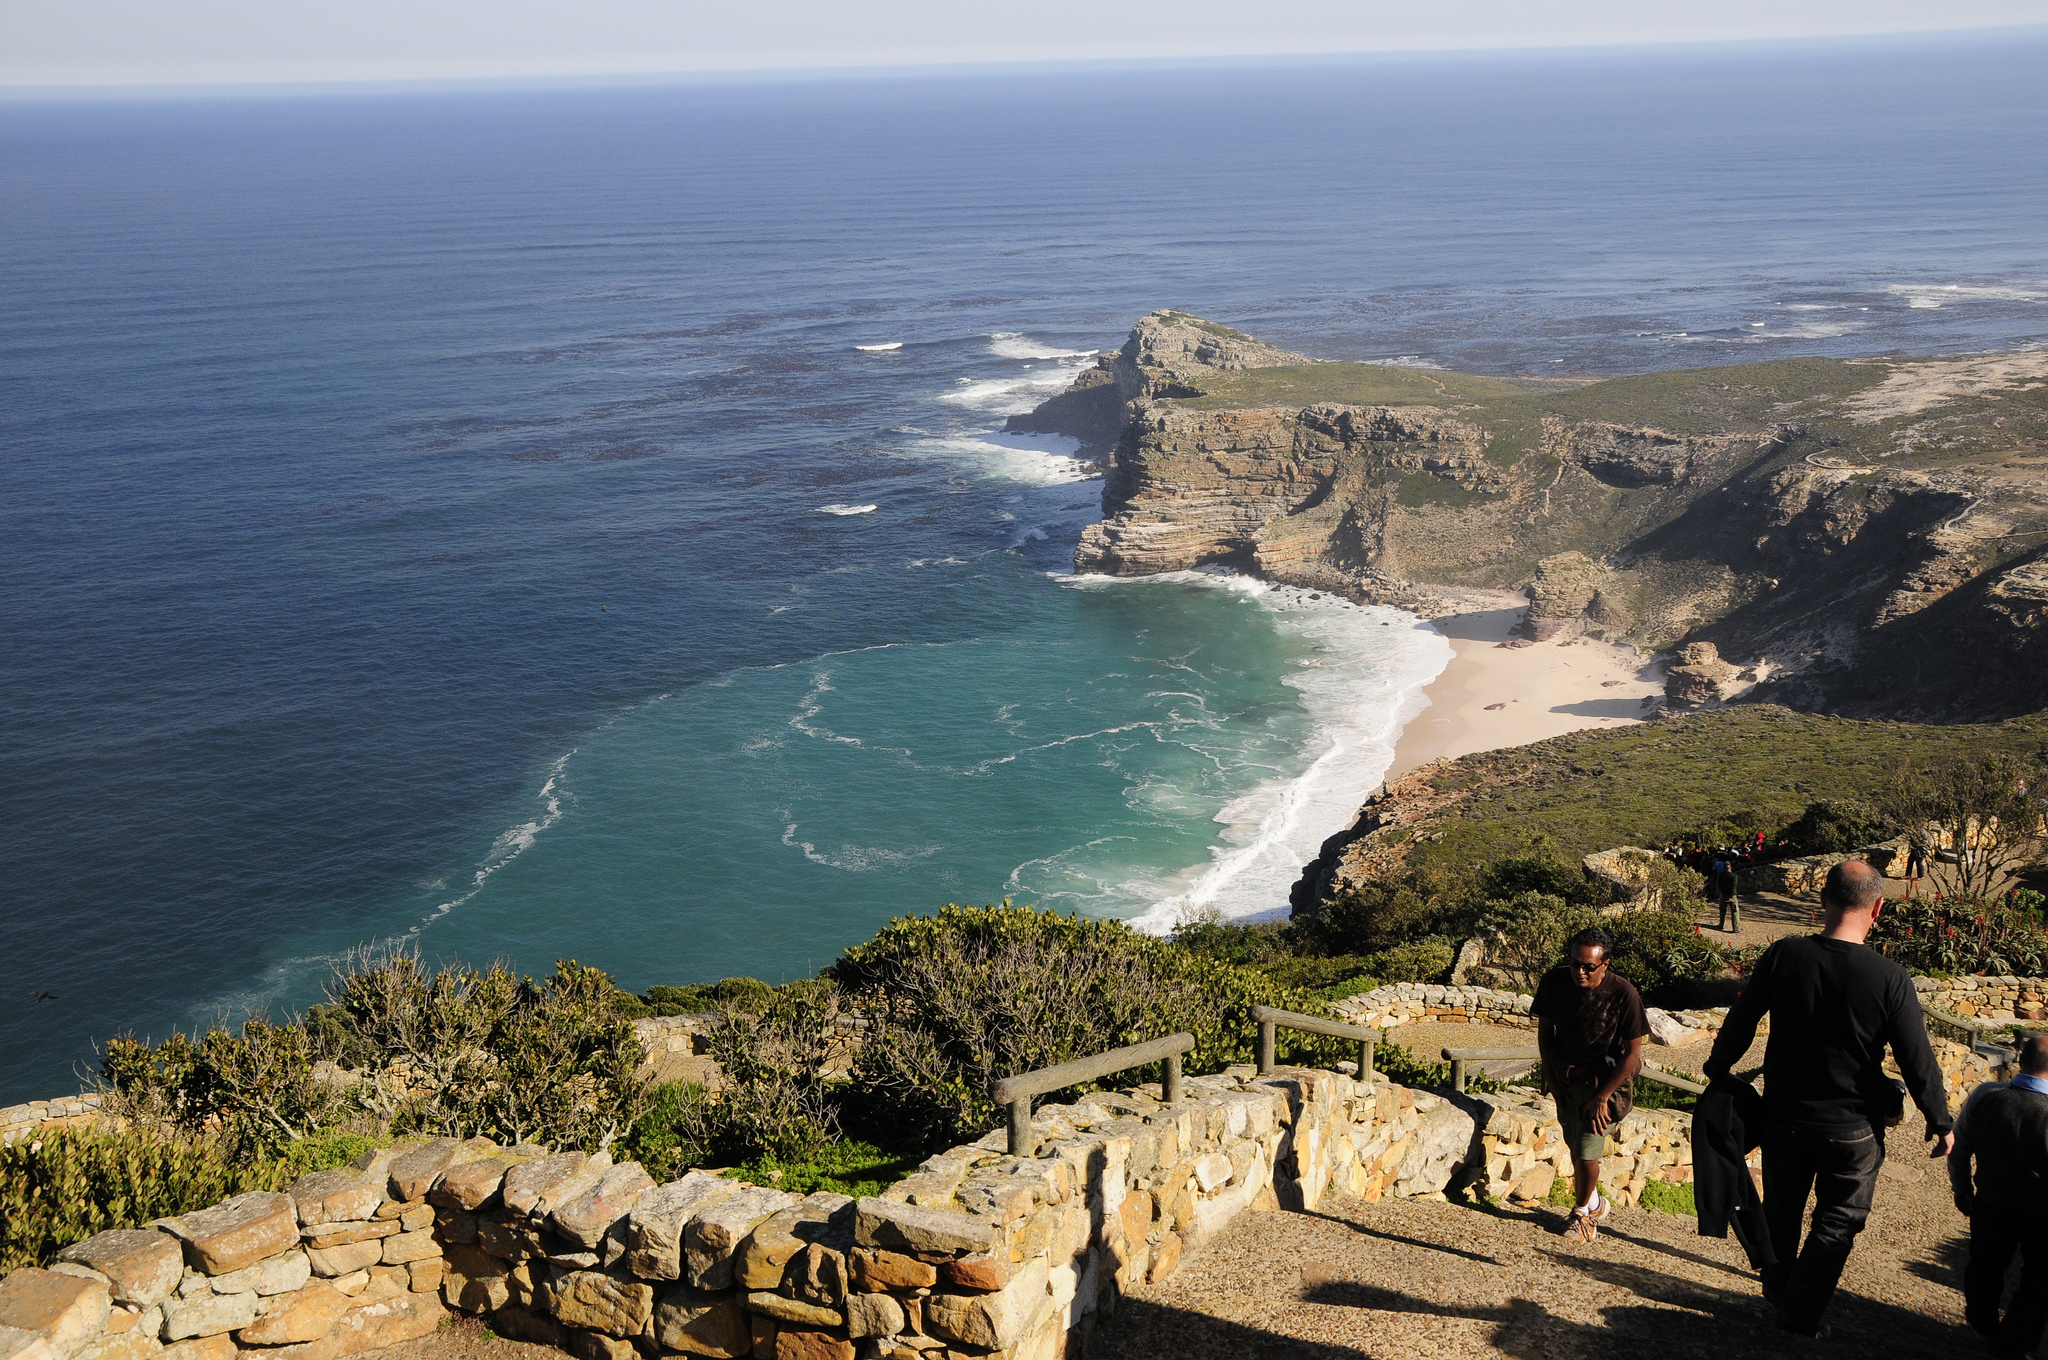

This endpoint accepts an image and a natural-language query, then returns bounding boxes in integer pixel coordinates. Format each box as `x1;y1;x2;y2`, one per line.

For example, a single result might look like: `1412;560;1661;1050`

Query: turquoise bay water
376;567;1444;992
5;36;2047;1098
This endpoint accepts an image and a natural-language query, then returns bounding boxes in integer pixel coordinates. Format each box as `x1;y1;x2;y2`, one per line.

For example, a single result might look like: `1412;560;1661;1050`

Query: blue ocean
5;35;2047;1101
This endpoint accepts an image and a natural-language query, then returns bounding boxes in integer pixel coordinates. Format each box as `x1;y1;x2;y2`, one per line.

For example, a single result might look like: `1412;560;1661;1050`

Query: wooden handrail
989;1032;1196;1156
1437;1044;1706;1096
1251;1004;1382;1082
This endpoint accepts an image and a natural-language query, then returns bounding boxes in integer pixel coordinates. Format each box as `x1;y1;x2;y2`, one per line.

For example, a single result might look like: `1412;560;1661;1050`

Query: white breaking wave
423;750;575;926
780;819;940;871
854;342;904;352
1889;282;2045;310
904;431;1097;487
988;332;1096;361
938;353;1092;416
817;503;878;516
1055;568;1453;929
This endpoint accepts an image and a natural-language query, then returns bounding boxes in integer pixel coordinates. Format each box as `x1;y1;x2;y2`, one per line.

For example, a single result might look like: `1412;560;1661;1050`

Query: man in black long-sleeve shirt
1703;858;1954;1338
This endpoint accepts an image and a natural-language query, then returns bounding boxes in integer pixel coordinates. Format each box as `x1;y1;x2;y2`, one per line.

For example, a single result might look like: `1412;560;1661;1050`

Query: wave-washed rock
1022;310;2048;721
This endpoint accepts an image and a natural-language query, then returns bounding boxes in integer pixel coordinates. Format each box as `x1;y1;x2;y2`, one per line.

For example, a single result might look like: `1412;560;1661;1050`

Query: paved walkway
1094;1112;1981;1359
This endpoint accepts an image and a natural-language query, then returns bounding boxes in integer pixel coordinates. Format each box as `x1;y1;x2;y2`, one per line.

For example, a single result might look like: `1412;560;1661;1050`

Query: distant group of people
1661;835;1770;932
1532;860;2048;1352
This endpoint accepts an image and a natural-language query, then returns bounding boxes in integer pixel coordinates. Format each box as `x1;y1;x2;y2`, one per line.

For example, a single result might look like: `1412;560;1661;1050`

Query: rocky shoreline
1021;310;2048;722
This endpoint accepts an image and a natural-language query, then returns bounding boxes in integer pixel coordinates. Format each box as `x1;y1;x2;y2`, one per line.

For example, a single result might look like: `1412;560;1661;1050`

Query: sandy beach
1389;592;1666;777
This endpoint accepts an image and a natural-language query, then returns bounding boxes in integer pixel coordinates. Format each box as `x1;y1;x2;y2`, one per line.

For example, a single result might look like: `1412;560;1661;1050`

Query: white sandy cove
1390;589;1667;777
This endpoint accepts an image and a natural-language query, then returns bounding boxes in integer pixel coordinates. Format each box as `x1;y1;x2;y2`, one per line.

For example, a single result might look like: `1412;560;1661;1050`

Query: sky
3;0;2046;88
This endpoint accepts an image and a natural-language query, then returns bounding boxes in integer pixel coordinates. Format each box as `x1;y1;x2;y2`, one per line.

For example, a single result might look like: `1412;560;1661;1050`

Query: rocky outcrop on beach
1023;312;2048;721
1662;641;1742;708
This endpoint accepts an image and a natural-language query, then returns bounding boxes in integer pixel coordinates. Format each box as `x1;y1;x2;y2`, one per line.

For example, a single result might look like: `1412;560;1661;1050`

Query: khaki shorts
1556;1079;1613;1163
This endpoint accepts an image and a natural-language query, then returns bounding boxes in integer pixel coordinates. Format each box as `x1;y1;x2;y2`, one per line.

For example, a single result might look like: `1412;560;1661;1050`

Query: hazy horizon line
5;21;2045;101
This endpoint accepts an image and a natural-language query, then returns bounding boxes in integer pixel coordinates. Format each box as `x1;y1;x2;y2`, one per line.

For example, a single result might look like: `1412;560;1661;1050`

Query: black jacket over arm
1694;1078;1777;1270
1702;934;1950;1135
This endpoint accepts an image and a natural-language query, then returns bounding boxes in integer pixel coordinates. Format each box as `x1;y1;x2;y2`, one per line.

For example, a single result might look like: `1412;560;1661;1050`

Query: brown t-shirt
1532;966;1649;1074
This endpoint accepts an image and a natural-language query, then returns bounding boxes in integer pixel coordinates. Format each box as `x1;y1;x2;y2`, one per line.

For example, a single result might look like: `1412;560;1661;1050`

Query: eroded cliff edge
1023;311;2048;722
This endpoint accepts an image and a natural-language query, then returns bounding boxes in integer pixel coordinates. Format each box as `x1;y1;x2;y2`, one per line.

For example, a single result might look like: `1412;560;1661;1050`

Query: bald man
1703;858;1953;1339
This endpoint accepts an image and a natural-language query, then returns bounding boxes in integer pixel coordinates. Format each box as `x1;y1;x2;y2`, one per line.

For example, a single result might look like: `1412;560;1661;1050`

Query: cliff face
1004;310;1312;455
1037;313;2048;721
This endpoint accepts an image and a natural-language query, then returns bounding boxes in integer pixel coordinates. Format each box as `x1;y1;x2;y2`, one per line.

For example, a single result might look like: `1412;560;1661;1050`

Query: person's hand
1930;1130;1956;1159
1586;1098;1612;1135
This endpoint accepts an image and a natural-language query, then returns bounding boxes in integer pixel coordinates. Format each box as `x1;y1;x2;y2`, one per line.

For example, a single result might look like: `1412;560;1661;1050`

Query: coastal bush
1776;799;1894;856
1400;707;2048;876
1358;938;1456;984
832;903;1334;1152
1869;898;2048;977
98;1018;345;1161
1881;753;2048;902
1473;896;1726;999
1638;1178;1698;1217
0;1125;373;1272
104;951;649;1156
622;1080;716;1182
721;1139;921;1200
615;978;778;1019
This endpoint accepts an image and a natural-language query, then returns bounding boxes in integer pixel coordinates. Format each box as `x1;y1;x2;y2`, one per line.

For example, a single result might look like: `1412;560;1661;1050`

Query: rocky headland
1019;311;2048;721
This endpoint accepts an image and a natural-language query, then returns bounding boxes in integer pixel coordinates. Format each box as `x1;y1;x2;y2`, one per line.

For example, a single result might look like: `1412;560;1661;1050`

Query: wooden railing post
1250;1005;1381;1083
1008;1098;1033;1157
991;1032;1197;1158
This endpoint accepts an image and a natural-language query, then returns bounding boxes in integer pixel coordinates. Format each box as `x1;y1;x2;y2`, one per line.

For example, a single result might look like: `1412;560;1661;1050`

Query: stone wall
1916;974;2048;1025
1332;984;1534;1032
0;1141;463;1360
0;1095;102;1149
0;1060;1826;1360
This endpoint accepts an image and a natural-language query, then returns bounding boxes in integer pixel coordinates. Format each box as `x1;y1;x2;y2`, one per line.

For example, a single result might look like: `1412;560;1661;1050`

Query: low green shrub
1473;896;1726;1000
1638;1178;1698;1217
1869;898;2048;977
721;1139;920;1199
622;1081;717;1182
0;1125;373;1272
616;978;778;1019
1775;799;1893;856
105;952;649;1157
832;902;1343;1153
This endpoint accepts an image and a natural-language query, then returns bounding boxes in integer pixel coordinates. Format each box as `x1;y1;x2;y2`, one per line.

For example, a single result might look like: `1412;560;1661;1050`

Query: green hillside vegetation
1157;352;2048;476
1399;705;2048;873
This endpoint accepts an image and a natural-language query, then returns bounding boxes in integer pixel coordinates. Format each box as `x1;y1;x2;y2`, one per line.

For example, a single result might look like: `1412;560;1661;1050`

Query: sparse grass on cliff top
1162;361;1534;412
1409;704;2048;872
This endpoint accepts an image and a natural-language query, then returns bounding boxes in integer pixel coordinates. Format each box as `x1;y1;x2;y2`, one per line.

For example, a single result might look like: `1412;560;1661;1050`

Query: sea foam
1056;569;1452;929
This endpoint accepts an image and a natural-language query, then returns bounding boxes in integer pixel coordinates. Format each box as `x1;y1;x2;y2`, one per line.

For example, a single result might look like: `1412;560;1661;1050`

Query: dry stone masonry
0;1058;1749;1360
18;1020;2012;1360
1917;974;2048;1025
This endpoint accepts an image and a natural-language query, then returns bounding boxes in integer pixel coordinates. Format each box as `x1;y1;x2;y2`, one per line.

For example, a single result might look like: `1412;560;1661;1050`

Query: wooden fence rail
1252;1004;1382;1081
990;1032;1196;1156
1439;1045;1708;1096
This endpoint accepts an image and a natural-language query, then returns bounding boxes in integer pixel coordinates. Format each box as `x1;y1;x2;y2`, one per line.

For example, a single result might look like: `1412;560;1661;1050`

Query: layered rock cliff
1030;312;2048;721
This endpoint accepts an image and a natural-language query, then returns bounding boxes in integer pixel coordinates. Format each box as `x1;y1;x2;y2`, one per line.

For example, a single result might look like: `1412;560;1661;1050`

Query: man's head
1566;927;1615;989
2021;1034;2048;1076
1820;858;1886;920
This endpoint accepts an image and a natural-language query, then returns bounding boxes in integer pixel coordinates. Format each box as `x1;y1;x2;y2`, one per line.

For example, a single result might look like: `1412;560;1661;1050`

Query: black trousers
1967;1210;2048;1359
1760;1121;1884;1330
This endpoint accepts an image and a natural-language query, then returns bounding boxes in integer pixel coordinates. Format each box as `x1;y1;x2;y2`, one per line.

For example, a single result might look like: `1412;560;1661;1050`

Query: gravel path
1094;1111;1980;1360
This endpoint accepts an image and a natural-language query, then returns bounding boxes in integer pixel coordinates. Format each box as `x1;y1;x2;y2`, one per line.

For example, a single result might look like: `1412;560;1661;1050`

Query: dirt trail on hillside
1093;1112;1975;1359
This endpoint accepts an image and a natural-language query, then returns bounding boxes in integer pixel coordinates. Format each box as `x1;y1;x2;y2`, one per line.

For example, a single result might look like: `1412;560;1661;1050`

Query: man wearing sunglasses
1703;858;1952;1340
1534;926;1649;1243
